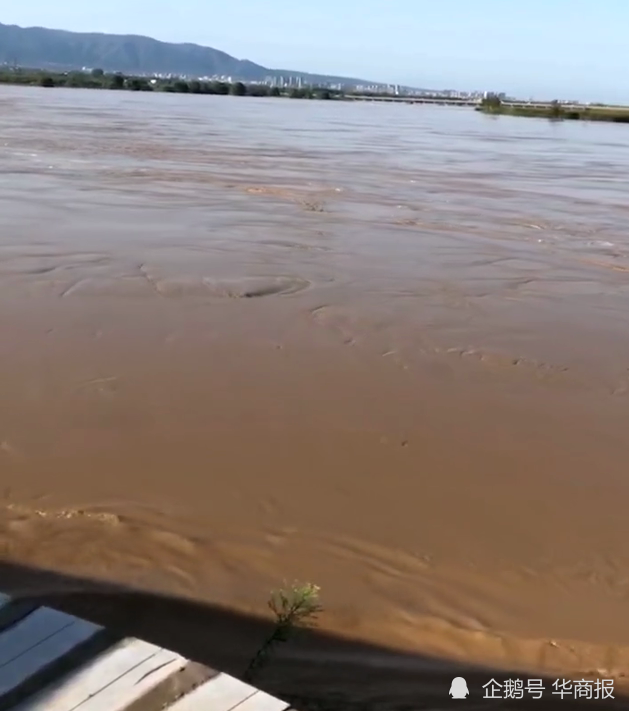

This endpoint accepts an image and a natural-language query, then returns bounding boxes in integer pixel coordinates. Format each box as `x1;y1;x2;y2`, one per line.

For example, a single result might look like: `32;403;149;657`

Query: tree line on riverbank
0;66;343;99
478;94;629;123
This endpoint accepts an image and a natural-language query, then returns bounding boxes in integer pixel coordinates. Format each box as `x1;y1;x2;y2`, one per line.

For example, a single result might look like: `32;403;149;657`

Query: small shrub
481;94;502;111
109;73;125;90
244;582;322;683
212;81;229;95
230;81;247;96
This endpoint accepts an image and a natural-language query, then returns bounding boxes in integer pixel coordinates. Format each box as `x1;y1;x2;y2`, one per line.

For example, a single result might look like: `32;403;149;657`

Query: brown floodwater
2;85;629;707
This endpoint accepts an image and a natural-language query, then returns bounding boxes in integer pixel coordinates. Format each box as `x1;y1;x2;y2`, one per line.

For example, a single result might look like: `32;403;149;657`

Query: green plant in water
480;93;503;111
244;582;322;682
549;99;564;119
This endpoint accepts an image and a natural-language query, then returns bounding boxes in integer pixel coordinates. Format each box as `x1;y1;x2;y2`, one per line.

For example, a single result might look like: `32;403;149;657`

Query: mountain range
0;22;372;86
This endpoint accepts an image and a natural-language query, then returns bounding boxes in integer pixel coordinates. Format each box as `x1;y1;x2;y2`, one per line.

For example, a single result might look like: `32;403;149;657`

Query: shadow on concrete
0;558;625;711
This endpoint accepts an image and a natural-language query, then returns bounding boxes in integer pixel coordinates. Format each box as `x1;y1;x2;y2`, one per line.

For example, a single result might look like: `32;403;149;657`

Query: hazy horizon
3;0;628;103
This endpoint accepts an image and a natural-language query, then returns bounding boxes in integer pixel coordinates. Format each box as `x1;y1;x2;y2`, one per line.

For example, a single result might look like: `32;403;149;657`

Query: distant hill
0;22;372;86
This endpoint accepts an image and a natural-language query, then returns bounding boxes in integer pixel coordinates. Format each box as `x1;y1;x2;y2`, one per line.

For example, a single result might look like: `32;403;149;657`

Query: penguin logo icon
450;677;469;699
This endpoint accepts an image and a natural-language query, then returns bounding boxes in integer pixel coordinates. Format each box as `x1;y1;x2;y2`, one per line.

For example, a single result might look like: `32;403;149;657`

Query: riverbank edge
476;105;629;123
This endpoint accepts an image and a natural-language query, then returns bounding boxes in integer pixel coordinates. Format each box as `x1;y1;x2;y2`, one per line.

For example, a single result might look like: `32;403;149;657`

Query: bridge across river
342;95;480;106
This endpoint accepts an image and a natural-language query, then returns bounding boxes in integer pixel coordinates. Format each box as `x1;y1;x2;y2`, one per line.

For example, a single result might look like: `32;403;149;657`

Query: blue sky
3;0;628;102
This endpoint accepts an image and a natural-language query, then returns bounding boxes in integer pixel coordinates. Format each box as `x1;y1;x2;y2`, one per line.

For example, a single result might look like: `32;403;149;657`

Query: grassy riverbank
478;97;629;123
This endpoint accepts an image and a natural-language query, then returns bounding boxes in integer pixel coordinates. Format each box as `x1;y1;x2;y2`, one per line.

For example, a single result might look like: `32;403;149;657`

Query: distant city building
56;64;505;101
483;91;506;100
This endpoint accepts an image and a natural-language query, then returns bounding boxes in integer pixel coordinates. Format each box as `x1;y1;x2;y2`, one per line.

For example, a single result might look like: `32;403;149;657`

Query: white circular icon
450;677;469;699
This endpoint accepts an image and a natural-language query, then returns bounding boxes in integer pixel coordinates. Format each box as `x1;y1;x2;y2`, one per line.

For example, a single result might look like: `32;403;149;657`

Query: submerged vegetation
244;582;323;683
478;94;629;123
0;66;341;100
